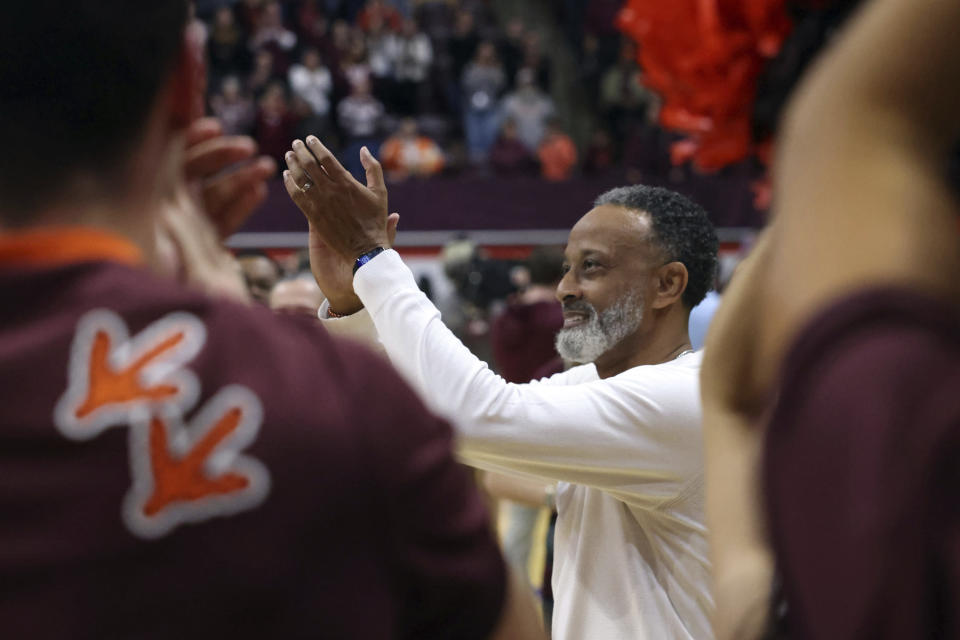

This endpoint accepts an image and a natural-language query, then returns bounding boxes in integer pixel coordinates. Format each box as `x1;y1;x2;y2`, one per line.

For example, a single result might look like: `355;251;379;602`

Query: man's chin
555;327;608;364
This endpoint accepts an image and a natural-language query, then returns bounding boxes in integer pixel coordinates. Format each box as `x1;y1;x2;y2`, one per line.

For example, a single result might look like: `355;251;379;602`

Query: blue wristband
353;246;386;274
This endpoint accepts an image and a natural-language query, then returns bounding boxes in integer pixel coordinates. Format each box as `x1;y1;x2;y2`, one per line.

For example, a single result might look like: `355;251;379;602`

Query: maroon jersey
490;300;563;384
0;228;505;639
764;288;960;639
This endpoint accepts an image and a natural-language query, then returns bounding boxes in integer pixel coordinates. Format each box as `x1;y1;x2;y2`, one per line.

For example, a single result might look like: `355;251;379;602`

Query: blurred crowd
197;0;663;183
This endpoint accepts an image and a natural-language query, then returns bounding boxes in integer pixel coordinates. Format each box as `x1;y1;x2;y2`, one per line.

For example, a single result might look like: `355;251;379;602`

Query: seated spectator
521;31;551;92
288;47;333;120
537;118;577;182
393;18;434;115
210;76;255;135
337;76;384;181
489;119;537;177
502;68;555;152
445;10;480;112
249;1;297;53
248;48;279;97
207;6;250;80
600;40;656;141
461;41;506;164
380;118;445;181
254;81;299;165
583;128;614;175
366;13;399;107
357;0;403;33
268;276;326;318
340;34;372;94
498;18;526;92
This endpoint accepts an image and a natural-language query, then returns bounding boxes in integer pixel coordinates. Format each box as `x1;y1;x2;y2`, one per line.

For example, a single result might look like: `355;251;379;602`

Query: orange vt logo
55;310;270;539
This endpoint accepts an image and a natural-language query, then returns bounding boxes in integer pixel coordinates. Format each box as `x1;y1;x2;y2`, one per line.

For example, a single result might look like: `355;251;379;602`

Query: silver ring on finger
300;180;314;193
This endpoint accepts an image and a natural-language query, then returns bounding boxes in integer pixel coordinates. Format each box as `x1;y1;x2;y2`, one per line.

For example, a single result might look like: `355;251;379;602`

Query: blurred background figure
210;75;255;135
537;118;577;182
288;47;333;127
254;81;298;165
502;67;555;154
237;251;281;305
380;118;444;181
489;119;538;177
392;18;433;115
269;276;326;317
461;41;505;165
337;76;384;180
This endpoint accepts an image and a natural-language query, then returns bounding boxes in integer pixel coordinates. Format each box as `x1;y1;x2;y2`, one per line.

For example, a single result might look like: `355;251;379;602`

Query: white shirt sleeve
354;250;703;503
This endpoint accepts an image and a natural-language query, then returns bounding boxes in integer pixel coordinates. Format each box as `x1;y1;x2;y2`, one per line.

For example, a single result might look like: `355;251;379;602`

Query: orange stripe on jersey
0;226;143;268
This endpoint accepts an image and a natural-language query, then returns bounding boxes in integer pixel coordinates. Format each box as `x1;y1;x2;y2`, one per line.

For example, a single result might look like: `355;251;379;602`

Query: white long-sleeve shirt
325;249;713;639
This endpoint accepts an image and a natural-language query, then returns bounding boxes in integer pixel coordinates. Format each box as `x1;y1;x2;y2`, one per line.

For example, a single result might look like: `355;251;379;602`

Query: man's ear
167;22;207;130
651;261;688;309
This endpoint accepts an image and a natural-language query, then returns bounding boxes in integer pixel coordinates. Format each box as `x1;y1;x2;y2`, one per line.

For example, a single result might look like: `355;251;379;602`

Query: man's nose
556;272;580;303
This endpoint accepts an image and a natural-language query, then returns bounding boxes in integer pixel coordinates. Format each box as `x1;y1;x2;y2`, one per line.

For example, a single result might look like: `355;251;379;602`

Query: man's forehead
565;205;652;256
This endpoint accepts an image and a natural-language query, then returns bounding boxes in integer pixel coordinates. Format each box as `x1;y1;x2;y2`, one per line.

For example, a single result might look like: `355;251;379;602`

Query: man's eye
583;260;599;270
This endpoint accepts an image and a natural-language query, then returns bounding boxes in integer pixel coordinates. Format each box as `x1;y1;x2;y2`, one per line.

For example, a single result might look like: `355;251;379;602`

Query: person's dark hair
0;1;190;223
526;245;565;286
594;185;718;308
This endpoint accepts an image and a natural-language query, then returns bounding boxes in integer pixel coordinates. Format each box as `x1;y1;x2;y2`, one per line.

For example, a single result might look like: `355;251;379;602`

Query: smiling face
555;205;663;368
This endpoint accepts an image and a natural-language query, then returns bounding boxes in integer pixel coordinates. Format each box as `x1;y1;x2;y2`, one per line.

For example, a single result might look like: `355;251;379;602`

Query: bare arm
765;0;960;372
704;1;960;637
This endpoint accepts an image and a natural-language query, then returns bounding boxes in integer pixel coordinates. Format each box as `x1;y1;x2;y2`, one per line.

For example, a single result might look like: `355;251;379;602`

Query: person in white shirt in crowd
288;47;333;121
502;68;556;153
392;17;434;115
336;76;384;181
281;138;719;640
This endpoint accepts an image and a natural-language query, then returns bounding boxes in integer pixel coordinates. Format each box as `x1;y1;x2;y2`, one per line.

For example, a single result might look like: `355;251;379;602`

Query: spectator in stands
498;18;526;92
247;48;279;97
268;276;326;317
600;40;656;143
537;118;577;182
207;6;250;81
521;31;551;92
288;47;333;121
254;81;299;165
249;1;297;54
393;18;434;116
210;75;255;136
583;128;614;175
337;76;384;181
502;68;555;153
340;33;372;94
462;41;506;164
489;119;537;177
446;9;479;112
380;118;445;181
237;251;282;305
357;0;403;33
297;0;328;44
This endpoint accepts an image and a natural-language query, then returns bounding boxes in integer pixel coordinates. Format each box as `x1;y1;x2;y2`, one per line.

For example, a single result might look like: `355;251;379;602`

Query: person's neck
593;310;692;379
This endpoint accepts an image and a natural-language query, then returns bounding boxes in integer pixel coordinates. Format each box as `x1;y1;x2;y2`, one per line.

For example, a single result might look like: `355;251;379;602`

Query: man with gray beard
283;141;718;640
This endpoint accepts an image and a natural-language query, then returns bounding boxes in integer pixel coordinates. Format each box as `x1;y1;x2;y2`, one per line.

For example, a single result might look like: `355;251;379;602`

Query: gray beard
555;291;644;364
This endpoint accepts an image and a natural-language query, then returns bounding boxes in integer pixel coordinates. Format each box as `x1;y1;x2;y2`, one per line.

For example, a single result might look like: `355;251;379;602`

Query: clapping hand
283;137;398;314
155;117;275;301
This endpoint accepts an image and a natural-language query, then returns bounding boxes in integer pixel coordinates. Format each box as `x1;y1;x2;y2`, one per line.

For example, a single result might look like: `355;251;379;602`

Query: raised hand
282;136;389;262
156;118;275;301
